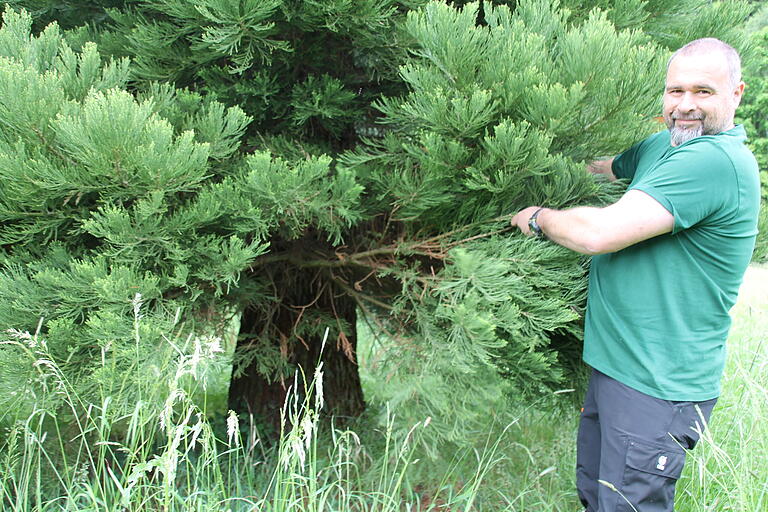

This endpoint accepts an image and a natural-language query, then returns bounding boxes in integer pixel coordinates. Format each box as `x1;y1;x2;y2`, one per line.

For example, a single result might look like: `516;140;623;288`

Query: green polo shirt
583;125;760;401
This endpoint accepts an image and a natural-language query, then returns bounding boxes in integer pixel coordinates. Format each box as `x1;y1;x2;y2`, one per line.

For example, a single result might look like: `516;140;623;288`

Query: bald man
511;38;760;511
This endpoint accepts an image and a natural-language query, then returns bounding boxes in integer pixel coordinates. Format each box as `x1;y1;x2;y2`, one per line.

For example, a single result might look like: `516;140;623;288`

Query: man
511;38;760;511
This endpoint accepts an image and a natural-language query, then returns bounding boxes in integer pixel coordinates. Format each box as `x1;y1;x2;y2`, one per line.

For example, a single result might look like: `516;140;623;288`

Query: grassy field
1;266;766;511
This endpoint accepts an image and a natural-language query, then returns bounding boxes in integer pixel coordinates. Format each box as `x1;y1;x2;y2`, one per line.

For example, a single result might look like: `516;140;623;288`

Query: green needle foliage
0;0;754;457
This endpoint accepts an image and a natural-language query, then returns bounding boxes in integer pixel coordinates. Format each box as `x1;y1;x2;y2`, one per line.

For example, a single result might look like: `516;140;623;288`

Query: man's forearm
535;207;608;255
510;191;674;255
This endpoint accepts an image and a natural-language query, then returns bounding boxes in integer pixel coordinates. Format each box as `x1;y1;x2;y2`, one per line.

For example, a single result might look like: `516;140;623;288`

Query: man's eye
697;90;712;95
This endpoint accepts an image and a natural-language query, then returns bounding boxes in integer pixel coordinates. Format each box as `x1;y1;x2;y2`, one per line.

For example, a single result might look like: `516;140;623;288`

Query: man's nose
677;91;697;112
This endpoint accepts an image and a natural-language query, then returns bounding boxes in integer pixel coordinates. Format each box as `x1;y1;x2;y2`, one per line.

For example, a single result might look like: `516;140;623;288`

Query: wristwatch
528;208;547;239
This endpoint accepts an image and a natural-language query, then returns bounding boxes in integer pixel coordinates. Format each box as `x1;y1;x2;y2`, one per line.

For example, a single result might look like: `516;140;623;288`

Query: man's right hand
587;158;616;181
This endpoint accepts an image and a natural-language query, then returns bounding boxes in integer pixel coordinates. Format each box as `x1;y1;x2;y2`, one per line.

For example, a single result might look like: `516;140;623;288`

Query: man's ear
733;81;746;106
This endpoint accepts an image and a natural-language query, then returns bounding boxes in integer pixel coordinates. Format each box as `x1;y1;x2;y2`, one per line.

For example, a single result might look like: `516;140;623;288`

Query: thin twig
330;275;395;312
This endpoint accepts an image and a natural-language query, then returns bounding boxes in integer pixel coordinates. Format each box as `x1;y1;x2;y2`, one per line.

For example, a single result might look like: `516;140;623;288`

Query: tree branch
248;214;517;272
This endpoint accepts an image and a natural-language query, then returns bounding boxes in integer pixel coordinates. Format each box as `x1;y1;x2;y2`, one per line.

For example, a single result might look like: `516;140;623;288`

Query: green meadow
2;265;766;511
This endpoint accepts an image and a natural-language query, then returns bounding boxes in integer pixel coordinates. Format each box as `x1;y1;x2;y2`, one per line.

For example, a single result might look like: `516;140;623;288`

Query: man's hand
510;206;543;236
587;158;616;181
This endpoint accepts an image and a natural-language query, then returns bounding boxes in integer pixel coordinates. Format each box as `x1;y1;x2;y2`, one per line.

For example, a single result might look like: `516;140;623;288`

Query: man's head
663;38;745;147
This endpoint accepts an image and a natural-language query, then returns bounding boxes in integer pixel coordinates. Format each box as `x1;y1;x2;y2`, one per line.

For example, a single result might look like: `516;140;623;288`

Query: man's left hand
511;206;542;236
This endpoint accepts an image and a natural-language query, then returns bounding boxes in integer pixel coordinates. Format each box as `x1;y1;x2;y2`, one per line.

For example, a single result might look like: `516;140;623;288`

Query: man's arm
586;158;617;181
510;190;674;255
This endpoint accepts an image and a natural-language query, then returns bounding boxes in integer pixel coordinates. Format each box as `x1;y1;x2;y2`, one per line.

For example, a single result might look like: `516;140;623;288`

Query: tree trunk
227;272;366;433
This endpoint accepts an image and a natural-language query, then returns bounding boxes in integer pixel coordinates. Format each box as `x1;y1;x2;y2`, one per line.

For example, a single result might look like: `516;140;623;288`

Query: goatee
669;123;703;146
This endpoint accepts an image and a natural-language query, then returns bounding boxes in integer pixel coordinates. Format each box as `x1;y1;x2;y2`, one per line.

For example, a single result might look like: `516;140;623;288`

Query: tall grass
673;265;768;511
0;322;512;511
2;266;766;511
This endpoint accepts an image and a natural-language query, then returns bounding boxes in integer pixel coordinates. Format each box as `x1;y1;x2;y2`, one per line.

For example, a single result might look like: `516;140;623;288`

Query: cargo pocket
618;438;685;512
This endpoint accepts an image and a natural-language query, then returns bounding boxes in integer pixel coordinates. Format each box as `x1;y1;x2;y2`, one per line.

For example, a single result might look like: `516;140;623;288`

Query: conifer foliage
0;0;753;445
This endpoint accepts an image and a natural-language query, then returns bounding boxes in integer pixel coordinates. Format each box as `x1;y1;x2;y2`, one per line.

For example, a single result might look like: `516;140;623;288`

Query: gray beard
669;124;703;146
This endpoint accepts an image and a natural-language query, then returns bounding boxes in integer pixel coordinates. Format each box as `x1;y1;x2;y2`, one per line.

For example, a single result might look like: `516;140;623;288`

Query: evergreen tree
88;0;427;424
0;0;753;445
1;0;420;429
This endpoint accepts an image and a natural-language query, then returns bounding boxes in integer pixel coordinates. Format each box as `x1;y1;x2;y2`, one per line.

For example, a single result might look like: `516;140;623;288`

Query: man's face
663;53;745;146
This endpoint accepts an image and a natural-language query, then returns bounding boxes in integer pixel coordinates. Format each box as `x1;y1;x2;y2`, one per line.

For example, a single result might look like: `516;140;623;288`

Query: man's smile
672;118;702;127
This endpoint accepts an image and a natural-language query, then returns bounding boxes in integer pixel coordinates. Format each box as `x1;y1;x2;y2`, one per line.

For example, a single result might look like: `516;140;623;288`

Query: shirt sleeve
628;141;738;234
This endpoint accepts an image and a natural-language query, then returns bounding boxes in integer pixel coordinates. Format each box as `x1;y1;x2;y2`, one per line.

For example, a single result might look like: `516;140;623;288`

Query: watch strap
528;207;547;239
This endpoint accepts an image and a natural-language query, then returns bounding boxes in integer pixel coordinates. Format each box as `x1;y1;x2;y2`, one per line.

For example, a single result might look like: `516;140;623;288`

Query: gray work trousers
576;369;717;512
